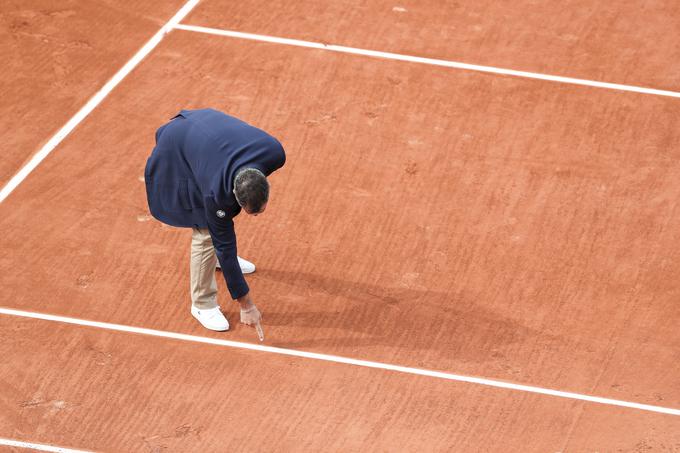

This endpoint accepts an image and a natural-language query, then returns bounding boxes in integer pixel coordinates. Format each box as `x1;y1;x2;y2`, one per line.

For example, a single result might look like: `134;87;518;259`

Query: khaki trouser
190;228;219;310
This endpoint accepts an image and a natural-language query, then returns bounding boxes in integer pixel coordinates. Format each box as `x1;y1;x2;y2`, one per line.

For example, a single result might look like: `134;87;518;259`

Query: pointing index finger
255;322;264;342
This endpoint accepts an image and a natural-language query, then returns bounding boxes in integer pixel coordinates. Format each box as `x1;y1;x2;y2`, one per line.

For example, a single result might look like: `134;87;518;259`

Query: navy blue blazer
144;109;286;299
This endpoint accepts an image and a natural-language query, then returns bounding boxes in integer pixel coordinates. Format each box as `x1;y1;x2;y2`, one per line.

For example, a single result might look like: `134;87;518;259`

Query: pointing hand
240;304;264;341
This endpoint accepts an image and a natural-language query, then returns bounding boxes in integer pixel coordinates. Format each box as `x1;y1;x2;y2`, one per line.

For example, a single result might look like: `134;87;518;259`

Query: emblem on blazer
216;210;226;218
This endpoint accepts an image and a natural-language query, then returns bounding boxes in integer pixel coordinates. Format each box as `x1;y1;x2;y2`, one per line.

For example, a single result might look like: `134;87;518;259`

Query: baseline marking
0;438;92;453
1;307;679;417
0;0;201;204
173;24;680;100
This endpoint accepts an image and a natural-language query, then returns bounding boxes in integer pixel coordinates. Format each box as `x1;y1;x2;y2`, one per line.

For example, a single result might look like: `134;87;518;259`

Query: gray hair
233;168;269;212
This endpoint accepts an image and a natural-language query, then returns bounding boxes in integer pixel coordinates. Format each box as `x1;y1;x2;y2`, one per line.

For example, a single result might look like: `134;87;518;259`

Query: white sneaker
191;306;229;331
238;256;256;274
216;256;256;274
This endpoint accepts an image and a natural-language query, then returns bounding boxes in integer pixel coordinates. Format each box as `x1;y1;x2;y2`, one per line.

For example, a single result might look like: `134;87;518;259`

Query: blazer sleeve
252;137;286;176
204;200;249;300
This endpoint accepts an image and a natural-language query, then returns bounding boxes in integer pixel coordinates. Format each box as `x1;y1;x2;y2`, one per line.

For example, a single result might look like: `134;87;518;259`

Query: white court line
173;23;680;100
0;438;92;452
0;0;201;204
1;307;679;417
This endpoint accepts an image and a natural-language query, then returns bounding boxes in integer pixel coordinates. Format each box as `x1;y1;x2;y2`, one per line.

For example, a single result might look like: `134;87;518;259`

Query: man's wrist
237;293;253;309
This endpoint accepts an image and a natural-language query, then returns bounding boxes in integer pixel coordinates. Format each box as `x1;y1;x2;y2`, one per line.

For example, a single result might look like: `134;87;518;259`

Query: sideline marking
0;0;201;204
1;307;679;417
173;24;680;100
0;438;92;452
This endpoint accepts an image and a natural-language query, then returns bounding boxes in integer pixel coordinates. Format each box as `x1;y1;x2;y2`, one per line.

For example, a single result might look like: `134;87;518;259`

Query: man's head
233;167;269;215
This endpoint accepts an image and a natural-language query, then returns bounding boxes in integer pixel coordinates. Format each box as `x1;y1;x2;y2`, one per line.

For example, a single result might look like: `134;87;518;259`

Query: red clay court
1;1;680;451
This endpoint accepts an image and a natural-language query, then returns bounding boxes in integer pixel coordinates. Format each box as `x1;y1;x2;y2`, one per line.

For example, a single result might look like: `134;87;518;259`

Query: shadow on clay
256;269;553;361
